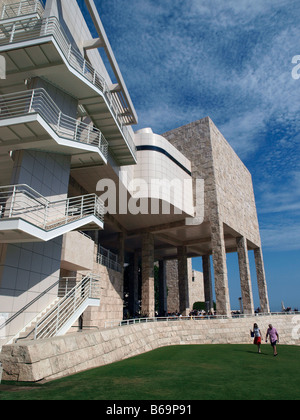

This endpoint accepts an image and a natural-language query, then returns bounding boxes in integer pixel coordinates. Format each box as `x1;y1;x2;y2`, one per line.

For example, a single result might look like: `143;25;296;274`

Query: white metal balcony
0;14;137;165
0;184;105;243
0;88;108;166
0;0;44;22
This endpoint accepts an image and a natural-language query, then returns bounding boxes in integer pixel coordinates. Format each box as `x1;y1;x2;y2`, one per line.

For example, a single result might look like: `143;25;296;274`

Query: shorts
254;337;261;345
271;340;277;347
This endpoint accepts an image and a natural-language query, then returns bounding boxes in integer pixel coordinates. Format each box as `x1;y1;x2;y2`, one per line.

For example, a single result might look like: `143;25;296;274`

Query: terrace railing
0;88;109;159
97;246;121;273
0;184;105;231
33;274;100;340
0;0;45;20
0;14;137;159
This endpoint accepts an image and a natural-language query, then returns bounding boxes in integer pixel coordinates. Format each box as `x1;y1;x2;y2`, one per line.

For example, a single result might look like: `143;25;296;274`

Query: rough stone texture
254;248;270;313
211;220;231;316
1;315;298;382
166;260;180;313
202;255;214;311
177;246;190;315
190;270;205;309
236;236;254;314
141;233;155;317
163;117;268;314
82;252;124;329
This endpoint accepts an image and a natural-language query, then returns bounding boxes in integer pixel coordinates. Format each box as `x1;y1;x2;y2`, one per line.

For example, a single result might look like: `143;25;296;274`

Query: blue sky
79;0;300;312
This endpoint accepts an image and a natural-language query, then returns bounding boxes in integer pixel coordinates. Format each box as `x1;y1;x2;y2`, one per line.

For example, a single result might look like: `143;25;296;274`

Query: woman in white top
250;323;262;353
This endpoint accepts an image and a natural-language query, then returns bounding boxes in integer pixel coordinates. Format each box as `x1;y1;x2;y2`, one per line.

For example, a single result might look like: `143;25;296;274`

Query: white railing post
65;197;69;224
1;5;6;19
8;186;17;218
81;196;84;218
43;201;48;229
17;1;22;16
57;111;62;131
28;90;35;113
55;303;60;335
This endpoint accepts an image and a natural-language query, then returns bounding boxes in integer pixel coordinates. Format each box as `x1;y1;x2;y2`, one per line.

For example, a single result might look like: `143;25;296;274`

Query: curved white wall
132;128;194;216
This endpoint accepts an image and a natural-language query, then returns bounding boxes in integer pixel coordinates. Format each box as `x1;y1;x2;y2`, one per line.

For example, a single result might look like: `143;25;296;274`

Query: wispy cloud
91;0;300;250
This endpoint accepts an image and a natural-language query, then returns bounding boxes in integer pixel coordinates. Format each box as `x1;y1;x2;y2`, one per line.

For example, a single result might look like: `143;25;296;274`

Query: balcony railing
0;14;137;160
0;184;105;231
97;246;121;272
0;0;45;20
0;88;109;160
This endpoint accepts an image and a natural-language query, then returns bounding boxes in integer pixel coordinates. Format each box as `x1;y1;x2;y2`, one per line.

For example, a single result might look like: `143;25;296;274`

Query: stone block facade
1;315;298;383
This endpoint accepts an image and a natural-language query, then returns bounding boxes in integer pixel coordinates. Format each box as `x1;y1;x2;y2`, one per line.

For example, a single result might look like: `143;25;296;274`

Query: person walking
250;323;262;353
266;324;279;357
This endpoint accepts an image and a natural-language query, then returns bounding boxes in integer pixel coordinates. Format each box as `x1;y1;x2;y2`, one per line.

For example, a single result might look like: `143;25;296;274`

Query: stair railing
33;274;100;340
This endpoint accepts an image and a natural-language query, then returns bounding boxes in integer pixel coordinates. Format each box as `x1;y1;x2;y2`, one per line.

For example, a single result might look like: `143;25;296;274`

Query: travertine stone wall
167;259;204;313
236;236;254;314
163;117;266;315
141;233;155;317
1;315;298;382
163;118;261;247
82;262;124;329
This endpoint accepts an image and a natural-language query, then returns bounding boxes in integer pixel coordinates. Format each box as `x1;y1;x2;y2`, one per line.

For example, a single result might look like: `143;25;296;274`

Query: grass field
0;344;299;400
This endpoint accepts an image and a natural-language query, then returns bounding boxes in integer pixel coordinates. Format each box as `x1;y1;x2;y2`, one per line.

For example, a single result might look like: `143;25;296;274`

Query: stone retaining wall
1;315;299;383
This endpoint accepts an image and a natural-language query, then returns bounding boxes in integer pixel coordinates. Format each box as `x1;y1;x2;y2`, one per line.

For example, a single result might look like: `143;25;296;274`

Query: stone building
0;0;269;352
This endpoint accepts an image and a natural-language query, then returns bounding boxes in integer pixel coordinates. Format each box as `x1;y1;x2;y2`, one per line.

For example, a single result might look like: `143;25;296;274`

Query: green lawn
0;344;299;400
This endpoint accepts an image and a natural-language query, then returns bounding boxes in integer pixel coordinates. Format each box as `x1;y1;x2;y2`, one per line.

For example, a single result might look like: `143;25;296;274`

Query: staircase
17;274;101;342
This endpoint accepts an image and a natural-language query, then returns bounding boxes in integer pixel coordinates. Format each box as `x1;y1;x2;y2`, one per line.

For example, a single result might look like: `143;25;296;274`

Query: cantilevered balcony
0;184;105;243
0;88;108;166
0;8;137;165
0;0;45;21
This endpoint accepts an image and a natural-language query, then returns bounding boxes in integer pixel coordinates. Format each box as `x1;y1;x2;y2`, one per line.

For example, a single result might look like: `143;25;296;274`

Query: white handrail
0;88;109;159
0;184;105;230
0;0;44;20
34;274;100;340
0;15;137;159
104;312;300;329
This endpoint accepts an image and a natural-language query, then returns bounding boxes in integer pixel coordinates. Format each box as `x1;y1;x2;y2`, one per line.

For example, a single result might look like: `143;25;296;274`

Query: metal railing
104;312;300;329
0;14;137;159
0;184;105;231
0;278;60;343
33;274;100;340
97;246;121;273
0;0;44;20
0;88;109;159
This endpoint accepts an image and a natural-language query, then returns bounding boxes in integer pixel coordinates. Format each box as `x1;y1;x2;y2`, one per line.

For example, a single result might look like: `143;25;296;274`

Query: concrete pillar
202;255;214;312
141;233;155;317
177;246;190;315
118;232;125;275
129;251;139;317
158;260;167;317
211;222;231;316
254;248;270;313
236;237;254;315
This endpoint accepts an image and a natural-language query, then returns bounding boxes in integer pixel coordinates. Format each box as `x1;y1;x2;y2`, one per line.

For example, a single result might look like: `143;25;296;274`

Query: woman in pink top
266;324;279;357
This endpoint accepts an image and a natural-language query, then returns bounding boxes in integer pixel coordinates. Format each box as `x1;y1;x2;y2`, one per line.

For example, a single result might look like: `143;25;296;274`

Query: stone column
202;255;214;312
118;232;125;275
158;260;167;317
129;251;139;317
236;237;254;315
254;248;270;313
211;222;231;316
177;246;190;315
141;233;155;317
